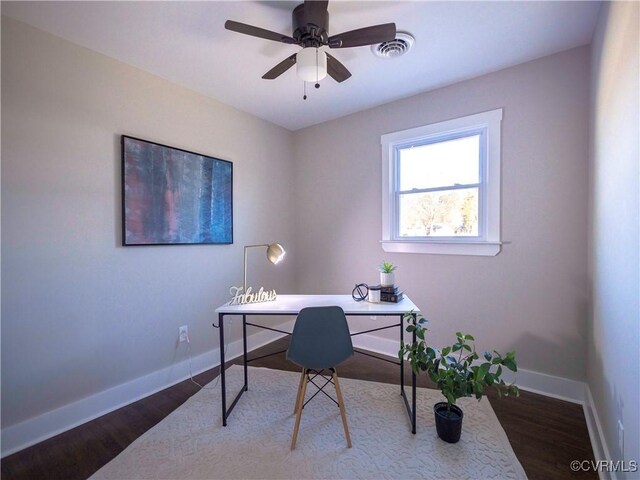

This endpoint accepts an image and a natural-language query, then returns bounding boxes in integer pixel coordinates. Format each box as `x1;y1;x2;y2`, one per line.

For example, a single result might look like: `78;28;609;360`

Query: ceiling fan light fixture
296;47;327;82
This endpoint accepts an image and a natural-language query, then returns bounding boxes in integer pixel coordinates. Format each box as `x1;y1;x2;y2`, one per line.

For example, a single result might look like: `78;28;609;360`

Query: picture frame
121;135;233;246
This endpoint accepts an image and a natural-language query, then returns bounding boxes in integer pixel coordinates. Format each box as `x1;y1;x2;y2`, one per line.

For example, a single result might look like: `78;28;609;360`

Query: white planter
380;272;395;287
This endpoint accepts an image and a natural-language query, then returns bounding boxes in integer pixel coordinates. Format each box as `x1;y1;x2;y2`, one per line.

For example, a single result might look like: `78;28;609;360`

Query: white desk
214;294;421;433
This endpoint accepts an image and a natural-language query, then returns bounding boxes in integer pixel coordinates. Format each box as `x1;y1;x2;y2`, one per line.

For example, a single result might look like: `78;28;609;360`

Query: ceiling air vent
372;32;415;58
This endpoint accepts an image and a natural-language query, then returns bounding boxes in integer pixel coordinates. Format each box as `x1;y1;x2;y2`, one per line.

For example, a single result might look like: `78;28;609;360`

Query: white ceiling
2;1;601;131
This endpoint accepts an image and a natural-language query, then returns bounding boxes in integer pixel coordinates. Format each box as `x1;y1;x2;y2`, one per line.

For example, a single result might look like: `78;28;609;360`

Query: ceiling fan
225;0;396;85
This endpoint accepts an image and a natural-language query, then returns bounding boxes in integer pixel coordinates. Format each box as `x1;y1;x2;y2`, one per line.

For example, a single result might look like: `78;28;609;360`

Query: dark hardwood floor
2;337;596;480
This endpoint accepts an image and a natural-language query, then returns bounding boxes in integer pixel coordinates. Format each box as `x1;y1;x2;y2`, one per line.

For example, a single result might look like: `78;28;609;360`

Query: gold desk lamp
243;243;286;292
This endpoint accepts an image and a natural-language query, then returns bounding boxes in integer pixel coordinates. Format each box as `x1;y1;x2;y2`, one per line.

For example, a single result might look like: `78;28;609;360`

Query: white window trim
381;108;503;256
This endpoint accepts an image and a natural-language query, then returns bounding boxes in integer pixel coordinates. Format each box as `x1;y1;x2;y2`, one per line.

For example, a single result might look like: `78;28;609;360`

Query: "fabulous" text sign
229;286;277;305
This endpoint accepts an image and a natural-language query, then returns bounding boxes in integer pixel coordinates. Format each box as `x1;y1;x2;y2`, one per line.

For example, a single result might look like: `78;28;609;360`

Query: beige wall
293;46;590;381
588;1;639;468
1;16;295;428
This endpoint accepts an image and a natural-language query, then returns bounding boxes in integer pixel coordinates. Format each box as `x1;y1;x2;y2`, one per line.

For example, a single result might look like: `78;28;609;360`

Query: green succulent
378;261;396;274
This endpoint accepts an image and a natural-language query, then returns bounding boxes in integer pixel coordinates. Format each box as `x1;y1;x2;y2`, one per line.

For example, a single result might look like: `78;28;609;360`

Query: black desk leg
399;312;417;434
219;313;227;426
243;314;248;392
400;314;404;394
217;313;249;427
412;326;417;434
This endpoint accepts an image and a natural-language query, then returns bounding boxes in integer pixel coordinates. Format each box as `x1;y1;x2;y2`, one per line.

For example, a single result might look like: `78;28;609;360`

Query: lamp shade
296;47;327;82
266;243;286;264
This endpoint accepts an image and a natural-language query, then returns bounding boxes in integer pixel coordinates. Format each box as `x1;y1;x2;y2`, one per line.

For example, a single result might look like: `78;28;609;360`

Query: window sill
381;240;502;256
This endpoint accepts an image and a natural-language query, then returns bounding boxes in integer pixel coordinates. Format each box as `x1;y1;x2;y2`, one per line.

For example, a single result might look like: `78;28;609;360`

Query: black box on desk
381;291;404;303
370;285;401;294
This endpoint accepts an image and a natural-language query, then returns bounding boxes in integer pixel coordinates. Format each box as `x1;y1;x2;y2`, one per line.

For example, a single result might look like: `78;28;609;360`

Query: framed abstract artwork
121;136;233;246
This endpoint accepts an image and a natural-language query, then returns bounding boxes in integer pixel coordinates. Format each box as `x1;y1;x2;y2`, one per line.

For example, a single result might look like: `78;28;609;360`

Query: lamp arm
243;244;270;292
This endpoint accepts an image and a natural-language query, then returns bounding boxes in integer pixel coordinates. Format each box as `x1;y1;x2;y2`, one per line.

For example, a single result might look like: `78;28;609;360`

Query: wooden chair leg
332;369;352;448
294;368;306;414
291;368;308;450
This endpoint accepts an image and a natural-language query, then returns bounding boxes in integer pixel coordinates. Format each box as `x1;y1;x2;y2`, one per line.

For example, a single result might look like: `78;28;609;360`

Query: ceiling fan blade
304;0;329;28
262;54;297;80
225;20;296;44
326;53;352;83
328;23;396;48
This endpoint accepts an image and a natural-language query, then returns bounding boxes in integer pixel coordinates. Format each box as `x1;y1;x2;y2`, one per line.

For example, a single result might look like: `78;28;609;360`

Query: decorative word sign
229;286;277;305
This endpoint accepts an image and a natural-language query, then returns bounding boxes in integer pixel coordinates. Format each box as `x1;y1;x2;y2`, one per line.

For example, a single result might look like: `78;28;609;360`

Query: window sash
396;187;481;239
396;182;480;195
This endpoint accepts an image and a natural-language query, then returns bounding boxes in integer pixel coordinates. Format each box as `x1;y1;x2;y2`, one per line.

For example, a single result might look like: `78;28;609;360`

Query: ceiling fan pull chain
303;81;307;101
315;48;321;89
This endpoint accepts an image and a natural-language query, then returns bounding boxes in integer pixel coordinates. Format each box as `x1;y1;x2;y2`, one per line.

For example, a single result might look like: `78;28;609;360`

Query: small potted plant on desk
378;261;397;286
399;313;519;443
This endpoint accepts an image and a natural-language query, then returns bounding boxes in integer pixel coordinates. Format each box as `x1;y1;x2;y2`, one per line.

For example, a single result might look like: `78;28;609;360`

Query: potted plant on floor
399;312;519;443
378;261;397;286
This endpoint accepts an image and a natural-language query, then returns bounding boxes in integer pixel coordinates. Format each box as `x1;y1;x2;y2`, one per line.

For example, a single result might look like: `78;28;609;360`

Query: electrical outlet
370;316;377;320
179;325;188;343
618;419;624;459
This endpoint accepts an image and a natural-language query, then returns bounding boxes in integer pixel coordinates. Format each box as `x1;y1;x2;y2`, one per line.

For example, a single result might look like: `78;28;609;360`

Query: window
381;109;502;256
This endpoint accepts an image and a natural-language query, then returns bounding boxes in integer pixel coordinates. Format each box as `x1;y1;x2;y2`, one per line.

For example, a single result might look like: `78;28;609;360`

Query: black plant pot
434;402;464;443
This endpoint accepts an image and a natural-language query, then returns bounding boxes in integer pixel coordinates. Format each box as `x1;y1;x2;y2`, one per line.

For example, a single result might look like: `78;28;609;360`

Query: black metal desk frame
215;311;418;434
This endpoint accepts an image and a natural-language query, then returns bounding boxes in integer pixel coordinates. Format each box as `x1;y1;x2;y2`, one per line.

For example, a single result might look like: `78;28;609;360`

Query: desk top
215;294;419;315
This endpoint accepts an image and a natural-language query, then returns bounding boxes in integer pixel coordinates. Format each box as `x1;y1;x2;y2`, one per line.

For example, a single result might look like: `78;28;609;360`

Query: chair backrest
286;306;353;370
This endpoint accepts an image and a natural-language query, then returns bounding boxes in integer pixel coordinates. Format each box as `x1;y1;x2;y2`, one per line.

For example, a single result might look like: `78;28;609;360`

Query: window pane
398;135;480;191
398;188;479;237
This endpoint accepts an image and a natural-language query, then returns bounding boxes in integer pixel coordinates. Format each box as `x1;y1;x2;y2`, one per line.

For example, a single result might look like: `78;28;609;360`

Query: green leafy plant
399;312;519;411
377;261;397;274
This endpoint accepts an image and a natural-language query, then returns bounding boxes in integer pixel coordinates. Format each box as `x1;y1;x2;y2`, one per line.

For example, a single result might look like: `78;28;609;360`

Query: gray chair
286;306;354;450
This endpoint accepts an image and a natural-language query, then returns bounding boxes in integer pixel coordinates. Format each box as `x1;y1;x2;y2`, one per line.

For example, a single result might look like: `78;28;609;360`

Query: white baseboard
502;368;587;404
1;319;295;458
583;386;615;480
354;332;588;403
2;324;609;471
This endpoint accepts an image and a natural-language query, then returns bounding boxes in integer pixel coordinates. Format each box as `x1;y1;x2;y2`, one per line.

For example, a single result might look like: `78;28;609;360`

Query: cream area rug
91;365;526;480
